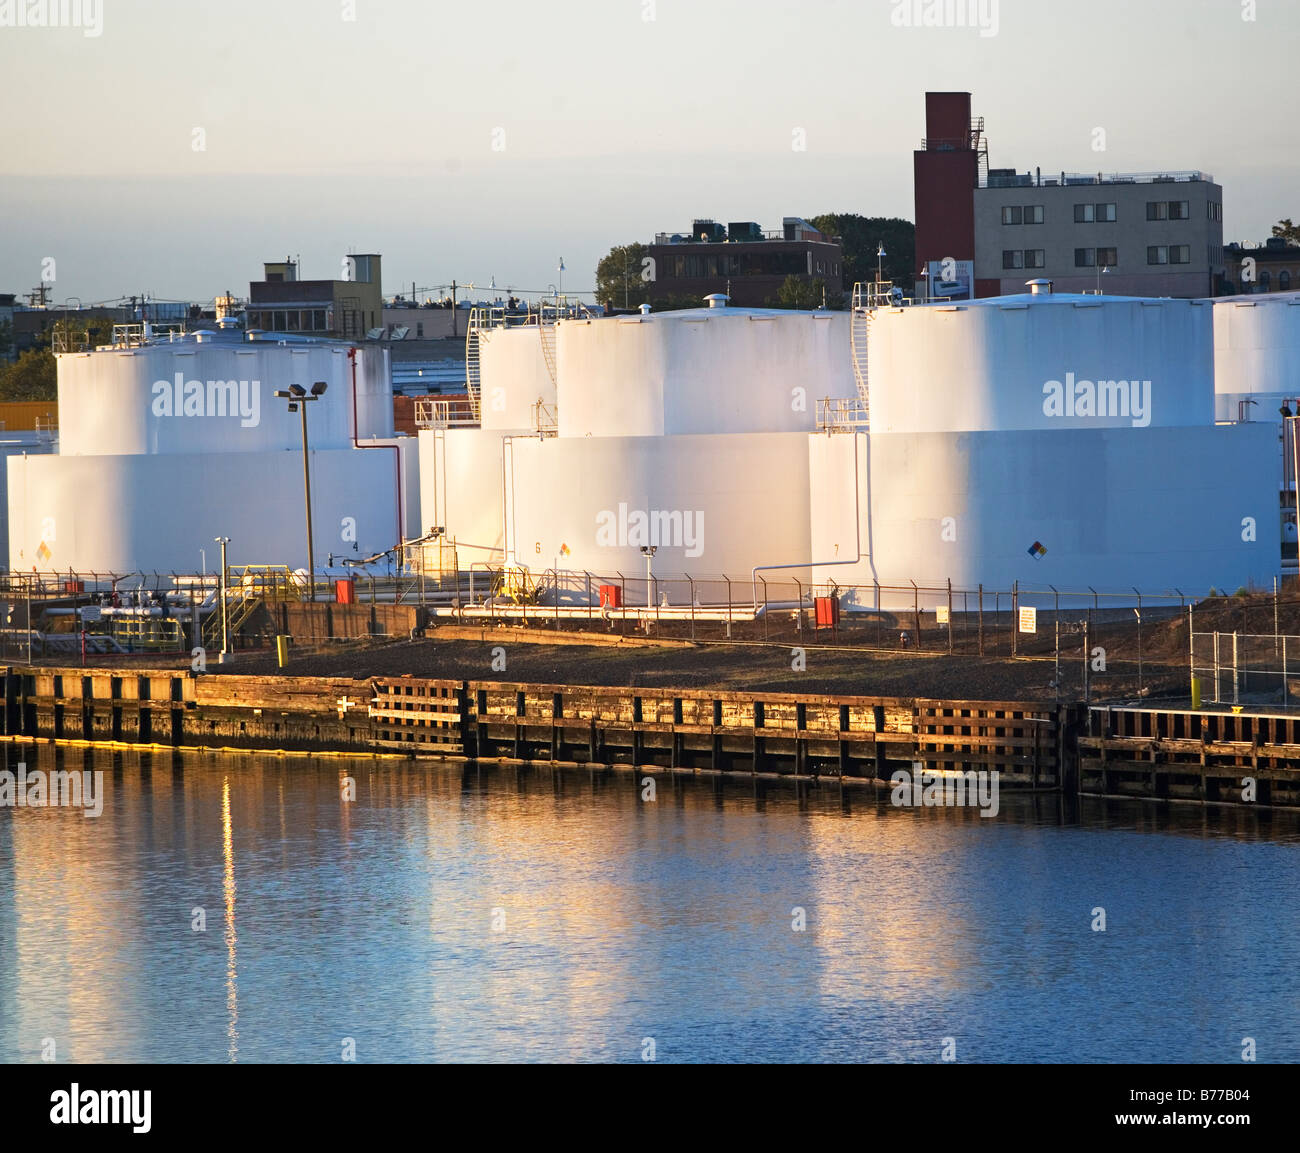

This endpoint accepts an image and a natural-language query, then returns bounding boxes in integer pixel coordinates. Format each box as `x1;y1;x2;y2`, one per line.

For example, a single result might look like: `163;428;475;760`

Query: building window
1146;202;1168;221
1096;203;1116;222
1002;206;1023;225
1075;204;1095;223
1281;271;1292;291
1002;250;1024;269
416;322;424;337
1075;248;1095;268
1147;246;1169;265
1024;250;1045;269
1024;205;1044;224
1260;270;1271;291
1096;247;1118;267
1169;200;1190;220
1169;245;1191;264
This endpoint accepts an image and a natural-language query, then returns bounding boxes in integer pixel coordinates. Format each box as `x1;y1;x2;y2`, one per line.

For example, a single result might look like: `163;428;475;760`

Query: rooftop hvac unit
727;221;763;242
692;219;726;243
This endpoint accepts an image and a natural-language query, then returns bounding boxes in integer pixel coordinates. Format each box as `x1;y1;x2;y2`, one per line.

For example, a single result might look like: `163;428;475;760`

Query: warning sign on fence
935;606;949;624
1018;606;1037;634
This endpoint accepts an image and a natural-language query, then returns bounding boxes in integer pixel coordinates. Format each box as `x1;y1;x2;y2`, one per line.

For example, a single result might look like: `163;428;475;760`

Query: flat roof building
914;92;1224;299
644;218;843;308
246;254;383;339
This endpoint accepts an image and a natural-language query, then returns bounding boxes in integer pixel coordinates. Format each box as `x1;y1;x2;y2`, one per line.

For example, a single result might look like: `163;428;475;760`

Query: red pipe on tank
349;345;403;547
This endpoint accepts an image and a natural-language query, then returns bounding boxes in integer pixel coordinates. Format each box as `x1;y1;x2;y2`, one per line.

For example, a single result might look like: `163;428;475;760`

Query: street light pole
215;536;230;661
298;399;316;601
640;545;657;609
274;382;328;602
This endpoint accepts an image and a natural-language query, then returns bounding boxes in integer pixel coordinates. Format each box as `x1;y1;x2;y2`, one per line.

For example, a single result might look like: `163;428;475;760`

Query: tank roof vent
703;292;729;309
1026;278;1053;295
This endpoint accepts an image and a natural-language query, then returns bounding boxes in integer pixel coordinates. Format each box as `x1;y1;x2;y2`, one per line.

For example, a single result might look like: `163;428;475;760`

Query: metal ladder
849;283;872;420
538;308;558;386
465;307;487;420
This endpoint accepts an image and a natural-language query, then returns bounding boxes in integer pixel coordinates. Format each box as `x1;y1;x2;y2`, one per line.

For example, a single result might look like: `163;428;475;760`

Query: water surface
1;745;1296;1062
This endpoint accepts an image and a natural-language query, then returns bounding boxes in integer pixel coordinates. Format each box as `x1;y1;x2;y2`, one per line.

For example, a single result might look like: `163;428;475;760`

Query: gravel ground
116;632;1185;702
29;590;1298;703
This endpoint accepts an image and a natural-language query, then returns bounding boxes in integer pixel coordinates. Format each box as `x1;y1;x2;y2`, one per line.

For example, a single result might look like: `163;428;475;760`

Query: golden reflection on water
222;774;238;1062
3;747;1292;1062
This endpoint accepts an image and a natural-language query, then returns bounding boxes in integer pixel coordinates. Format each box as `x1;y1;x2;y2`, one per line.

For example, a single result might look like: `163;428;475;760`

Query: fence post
978;584;984;656
1012;581;1018;657
1232;631;1239;706
1284;634;1289;706
911;580;921;650
946;579;953;653
1213;631;1220;703
1138;593;1144;696
1187;604;1194;702
1083;617;1091;703
688;574;695;642
726;576;732;639
761;576;769;642
795;578;802;642
1275;575;1280;659
874;579;881;648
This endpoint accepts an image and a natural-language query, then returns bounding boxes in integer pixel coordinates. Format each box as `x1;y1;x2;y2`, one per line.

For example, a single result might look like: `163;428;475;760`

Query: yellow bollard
276;635;290;668
1190;677;1201;710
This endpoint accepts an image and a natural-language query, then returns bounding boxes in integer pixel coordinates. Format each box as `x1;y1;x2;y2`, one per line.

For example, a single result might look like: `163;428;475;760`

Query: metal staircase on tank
849;282;874;423
538;301;559;386
465;307;487;420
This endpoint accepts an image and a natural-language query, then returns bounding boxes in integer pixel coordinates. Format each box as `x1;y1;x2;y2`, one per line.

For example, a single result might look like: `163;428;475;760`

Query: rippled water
1;744;1297;1063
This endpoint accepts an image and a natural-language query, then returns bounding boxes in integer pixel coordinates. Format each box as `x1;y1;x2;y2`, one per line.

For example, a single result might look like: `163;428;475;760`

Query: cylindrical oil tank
476;325;556;432
55;336;392;457
555;308;855;438
1212;292;1300;422
867;294;1214;433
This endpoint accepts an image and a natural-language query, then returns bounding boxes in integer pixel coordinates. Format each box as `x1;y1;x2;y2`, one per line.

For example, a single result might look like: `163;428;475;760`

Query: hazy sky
2;0;1297;305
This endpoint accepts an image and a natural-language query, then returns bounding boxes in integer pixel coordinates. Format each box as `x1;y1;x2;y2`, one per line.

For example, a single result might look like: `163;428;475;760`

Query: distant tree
808;214;916;292
0;348;56;400
51;313;119;351
595;242;651;310
770;276;842;311
1272;219;1300;244
646;292;707;313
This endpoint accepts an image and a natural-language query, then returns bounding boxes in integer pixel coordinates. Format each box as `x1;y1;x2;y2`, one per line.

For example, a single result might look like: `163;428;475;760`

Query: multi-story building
914;92;1225;299
1222;238;1300;295
644;218;843;308
245;254;383;339
976;169;1223;298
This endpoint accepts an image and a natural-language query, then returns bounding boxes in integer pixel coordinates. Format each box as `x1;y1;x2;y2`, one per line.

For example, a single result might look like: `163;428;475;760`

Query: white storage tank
556;305;854;439
868;293;1214;433
55;336;392;457
477;325;556;432
1212;292;1300;422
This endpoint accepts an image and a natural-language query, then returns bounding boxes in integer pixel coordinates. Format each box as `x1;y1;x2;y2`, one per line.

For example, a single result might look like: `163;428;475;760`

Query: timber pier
3;666;1299;807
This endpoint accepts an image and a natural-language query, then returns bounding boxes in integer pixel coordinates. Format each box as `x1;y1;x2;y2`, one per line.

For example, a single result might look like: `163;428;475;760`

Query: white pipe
751;432;867;604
